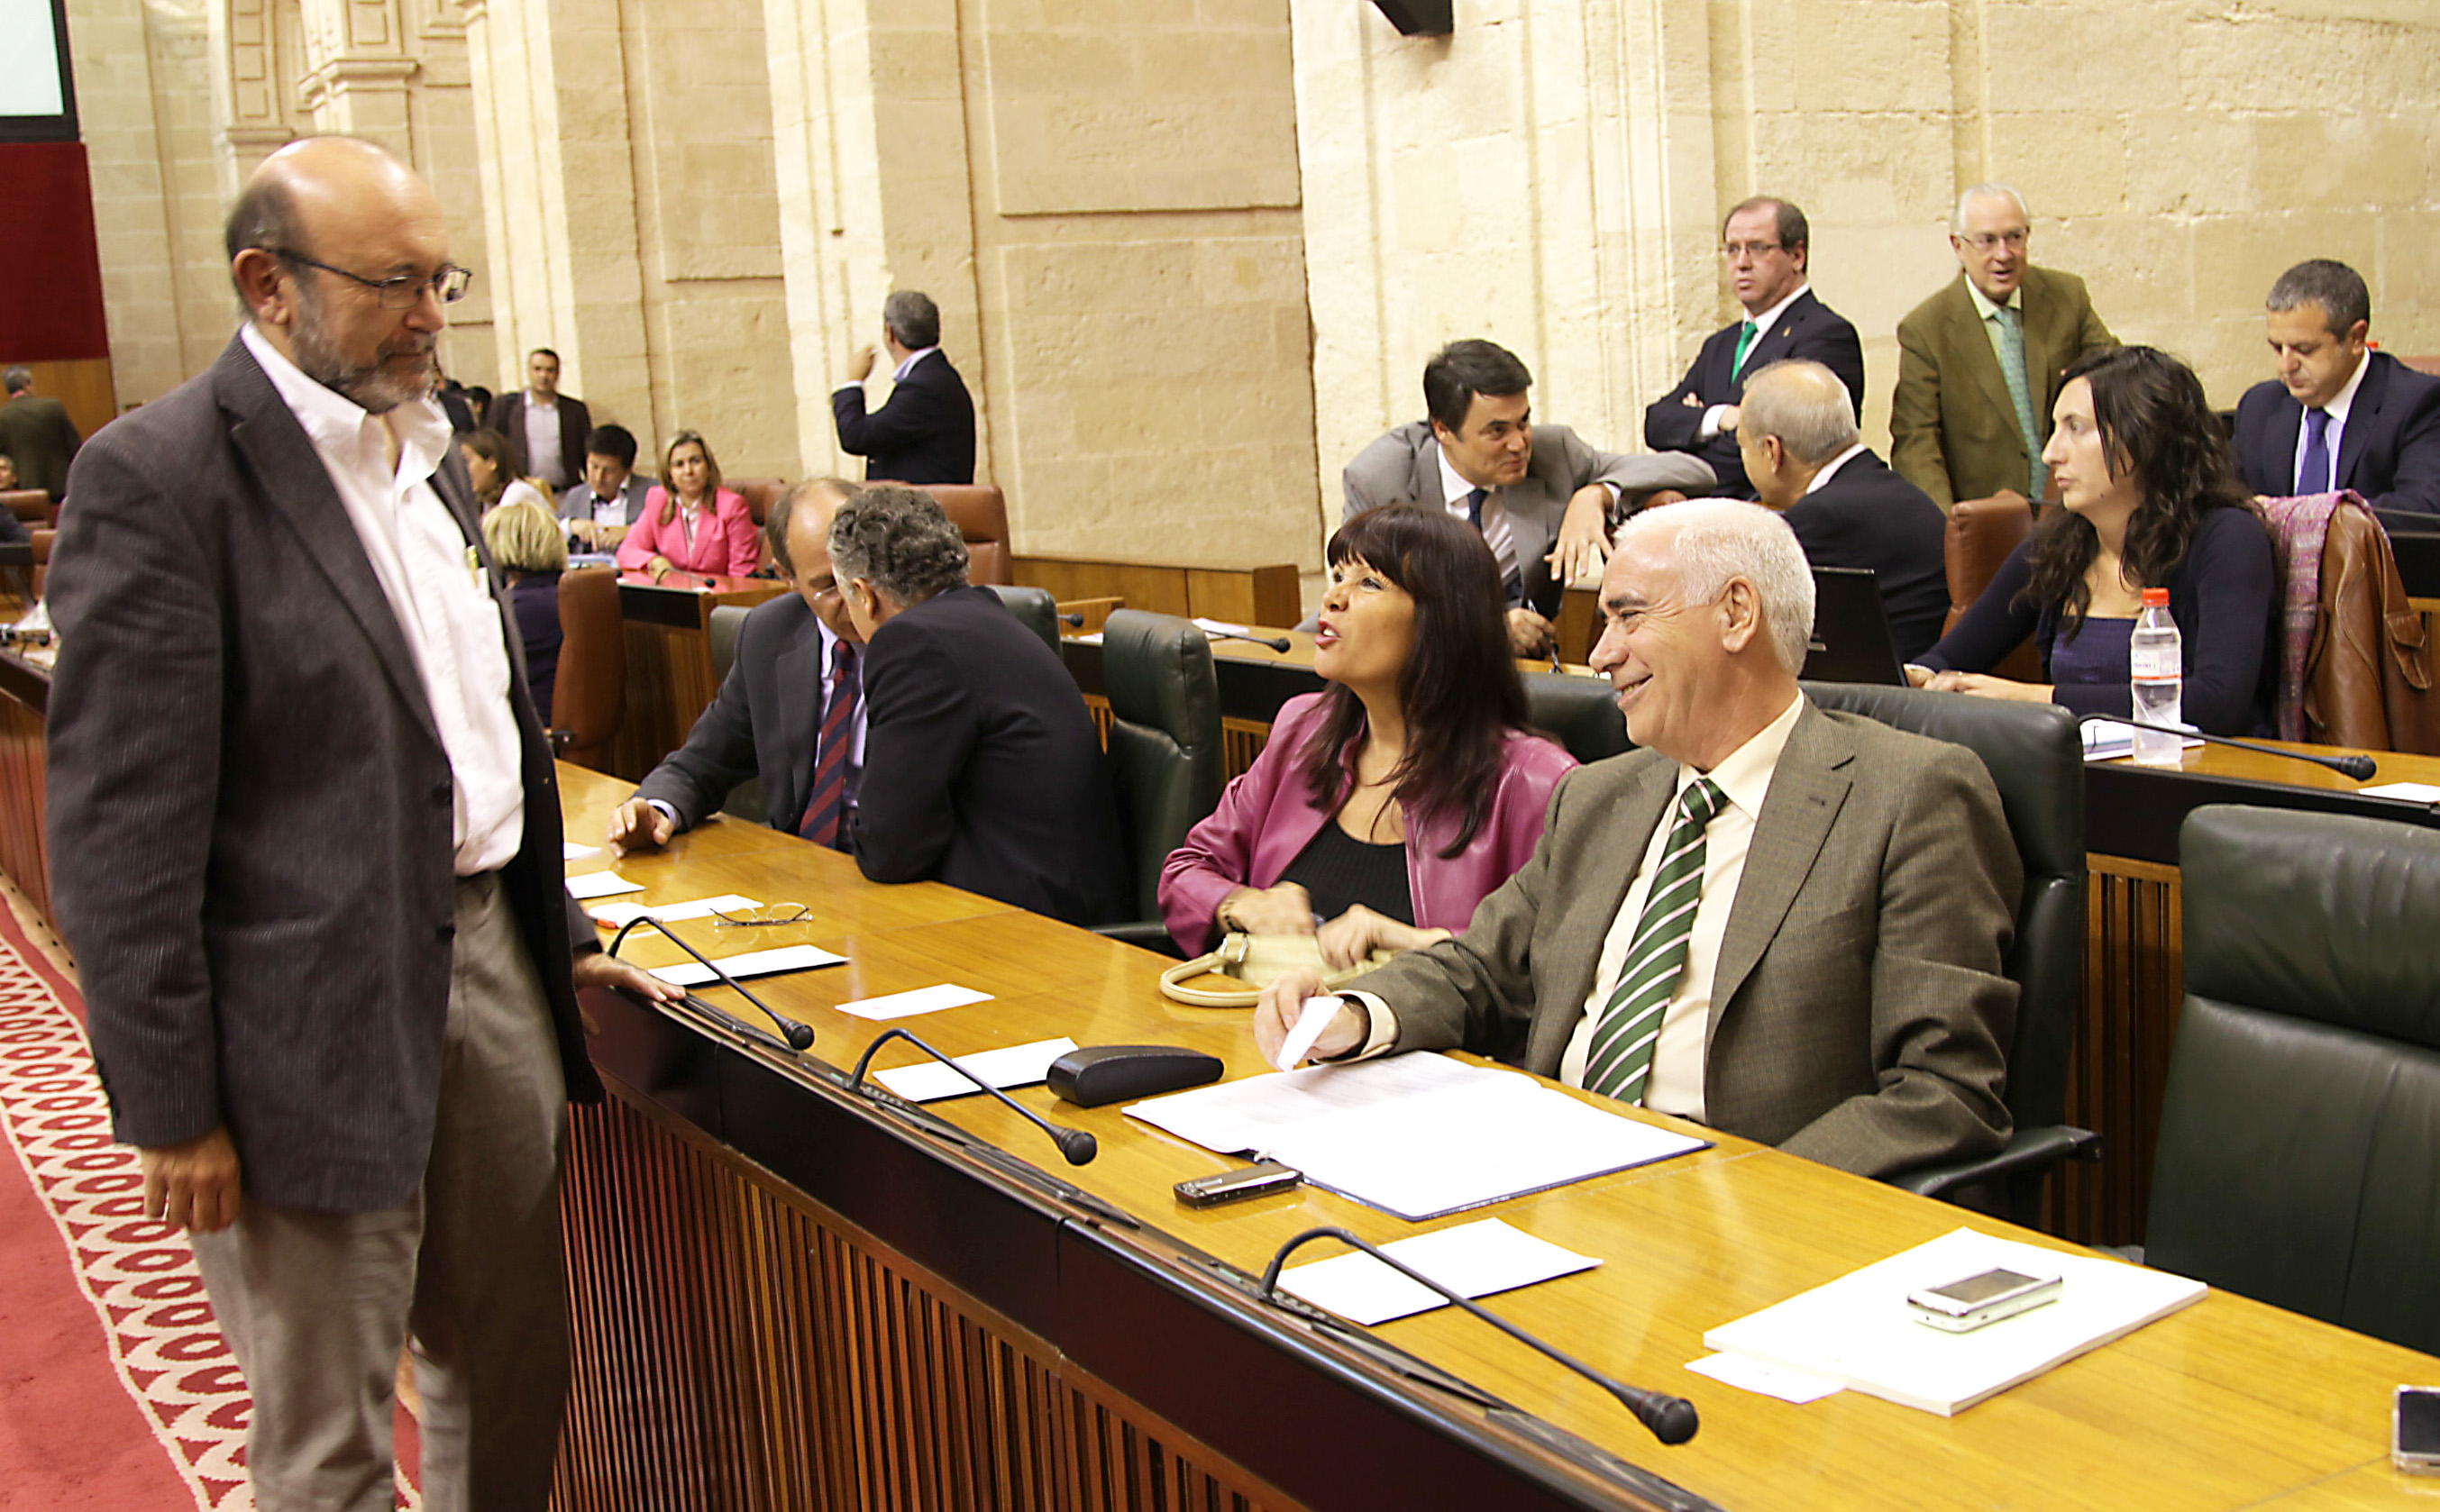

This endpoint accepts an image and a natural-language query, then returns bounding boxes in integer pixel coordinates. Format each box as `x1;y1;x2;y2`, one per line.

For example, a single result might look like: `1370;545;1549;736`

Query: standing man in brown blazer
46;137;673;1510
1255;499;2020;1180
1890;185;2117;508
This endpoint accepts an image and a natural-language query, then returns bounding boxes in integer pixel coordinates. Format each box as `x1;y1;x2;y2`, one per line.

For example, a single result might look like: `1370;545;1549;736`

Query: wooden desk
0;647;50;923
551;761;2440;1512
610;573;786;781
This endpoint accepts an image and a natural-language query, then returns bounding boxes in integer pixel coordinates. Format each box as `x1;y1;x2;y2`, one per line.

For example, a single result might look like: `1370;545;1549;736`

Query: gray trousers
192;872;571;1512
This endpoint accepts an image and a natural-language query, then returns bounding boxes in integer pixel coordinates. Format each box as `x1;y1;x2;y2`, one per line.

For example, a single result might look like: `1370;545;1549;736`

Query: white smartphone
1906;1266;2062;1333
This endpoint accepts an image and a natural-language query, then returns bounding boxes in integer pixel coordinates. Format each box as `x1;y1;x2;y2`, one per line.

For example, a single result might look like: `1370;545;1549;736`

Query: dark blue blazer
1644;289;1866;497
1783;451;1950;663
2233;351;2440;517
833;350;977;486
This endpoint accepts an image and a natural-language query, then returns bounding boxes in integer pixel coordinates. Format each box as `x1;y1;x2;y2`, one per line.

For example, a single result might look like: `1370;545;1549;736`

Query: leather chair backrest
921;484;1010;586
729;477;787;526
1800;683;2085;1135
1522;671;1631;764
552;566;626;773
2152;805;2440;1356
1;490;52;525
1101;609;1224;922
982;583;1061;654
1942;492;2036;633
706;602;767;824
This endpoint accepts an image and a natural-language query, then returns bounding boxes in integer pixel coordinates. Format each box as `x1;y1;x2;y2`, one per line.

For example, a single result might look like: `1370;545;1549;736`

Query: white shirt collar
240;322;451;484
1803;442;1870;495
1677;691;1805;820
1435;443;1485;511
2320;347;2371;424
1741;283;1810;344
1966;278;2024;321
892;346;939;383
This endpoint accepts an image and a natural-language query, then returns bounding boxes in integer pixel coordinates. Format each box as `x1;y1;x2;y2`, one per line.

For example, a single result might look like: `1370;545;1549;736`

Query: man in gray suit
1342;339;1713;658
1257;499;2019;1180
557;421;655;550
46;136;674;1511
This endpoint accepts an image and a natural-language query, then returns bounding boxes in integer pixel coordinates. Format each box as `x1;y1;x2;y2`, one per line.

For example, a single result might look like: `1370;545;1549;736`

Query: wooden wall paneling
1221;719;1268;779
1184;565;1300;627
2055;856;2183;1246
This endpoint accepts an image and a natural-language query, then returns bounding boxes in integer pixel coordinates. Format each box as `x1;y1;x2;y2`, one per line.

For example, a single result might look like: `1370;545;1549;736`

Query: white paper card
564;871;645;899
1279;1219;1599;1326
1686;1353;1845;1405
873;1037;1079;1103
646;943;845;988
563;842;601;861
589;894;763;928
2358;781;2440;803
1192;616;1252;637
2079;720;2203;761
836;984;994;1021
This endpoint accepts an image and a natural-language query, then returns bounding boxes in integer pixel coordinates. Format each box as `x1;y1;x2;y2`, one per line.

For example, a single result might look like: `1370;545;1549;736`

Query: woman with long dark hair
615;429;760;579
459;427;551;516
1160;506;1576;964
1910;345;2279;733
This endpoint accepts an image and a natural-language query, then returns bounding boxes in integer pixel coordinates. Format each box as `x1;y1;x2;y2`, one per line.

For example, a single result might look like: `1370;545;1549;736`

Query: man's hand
1679;392;1703;408
1219;882;1316;936
1921;670;2057;703
572;948;686;1006
1506;607;1558;661
1549;485;1614;587
1714;404;1741;435
846;345;877;382
608;797;675;855
1316;906;1448;970
142;1127;242;1234
1253;970;1366;1069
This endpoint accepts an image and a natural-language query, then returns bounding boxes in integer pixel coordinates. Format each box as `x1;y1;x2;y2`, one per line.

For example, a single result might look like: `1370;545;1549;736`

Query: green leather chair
1800;682;2096;1225
2144;805;2440;1355
706;603;766;824
1094;609;1223;953
1522;670;1631;764
982;583;1063;655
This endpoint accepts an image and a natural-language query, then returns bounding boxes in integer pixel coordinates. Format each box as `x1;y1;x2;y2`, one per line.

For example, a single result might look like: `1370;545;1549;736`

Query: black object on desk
1048;1043;1224;1107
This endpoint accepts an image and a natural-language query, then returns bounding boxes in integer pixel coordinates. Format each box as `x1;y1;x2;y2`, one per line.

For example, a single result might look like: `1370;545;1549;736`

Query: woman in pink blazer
1160;506;1576;962
617;430;761;578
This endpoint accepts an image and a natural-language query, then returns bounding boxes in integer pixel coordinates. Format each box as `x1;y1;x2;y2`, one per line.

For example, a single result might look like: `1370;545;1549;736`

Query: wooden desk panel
608;576;786;782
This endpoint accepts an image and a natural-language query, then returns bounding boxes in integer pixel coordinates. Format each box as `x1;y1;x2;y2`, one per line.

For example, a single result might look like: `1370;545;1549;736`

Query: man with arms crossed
1257;500;2019;1178
46;136;673;1510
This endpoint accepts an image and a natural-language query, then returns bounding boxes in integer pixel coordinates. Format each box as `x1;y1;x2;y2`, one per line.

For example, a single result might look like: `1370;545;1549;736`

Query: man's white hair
1951;182;2028;232
1613;498;1815;676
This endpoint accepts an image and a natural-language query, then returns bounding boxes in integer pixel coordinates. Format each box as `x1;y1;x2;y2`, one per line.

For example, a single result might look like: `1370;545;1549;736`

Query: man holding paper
1256;499;2021;1180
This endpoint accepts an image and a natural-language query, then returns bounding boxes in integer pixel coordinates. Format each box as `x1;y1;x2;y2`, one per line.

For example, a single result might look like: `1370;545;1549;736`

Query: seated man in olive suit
1256;499;2020;1180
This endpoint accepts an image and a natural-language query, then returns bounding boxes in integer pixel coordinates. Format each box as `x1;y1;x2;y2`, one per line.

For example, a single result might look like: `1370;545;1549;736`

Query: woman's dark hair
460;427;512;509
1297;506;1534;857
2018;345;2257;635
658;429;723;525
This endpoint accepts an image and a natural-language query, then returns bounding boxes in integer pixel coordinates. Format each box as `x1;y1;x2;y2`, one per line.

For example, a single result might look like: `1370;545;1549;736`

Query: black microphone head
1265;635;1292;652
2338;753;2377;780
1632;1392;1699;1445
1056;1127;1098;1166
781;1020;816;1052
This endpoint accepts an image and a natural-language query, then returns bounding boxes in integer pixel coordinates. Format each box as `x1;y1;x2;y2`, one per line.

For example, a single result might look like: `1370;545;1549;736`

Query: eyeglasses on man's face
1959;229;2030;253
271;249;474;310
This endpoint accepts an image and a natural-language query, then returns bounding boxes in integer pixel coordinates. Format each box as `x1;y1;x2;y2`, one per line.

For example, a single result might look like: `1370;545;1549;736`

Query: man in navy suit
2232;259;2440;517
832;290;978;485
1644;198;1866;499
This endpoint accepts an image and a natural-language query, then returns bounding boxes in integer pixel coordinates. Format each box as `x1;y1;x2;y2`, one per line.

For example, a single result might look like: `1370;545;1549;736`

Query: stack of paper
644;943;845;988
1126;1053;1706;1222
1701;1226;2207;1415
1279;1218;1599;1325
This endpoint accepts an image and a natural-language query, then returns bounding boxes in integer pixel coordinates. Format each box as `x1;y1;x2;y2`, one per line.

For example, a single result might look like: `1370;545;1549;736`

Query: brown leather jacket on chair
2303;503;2440;754
1942;493;2043;681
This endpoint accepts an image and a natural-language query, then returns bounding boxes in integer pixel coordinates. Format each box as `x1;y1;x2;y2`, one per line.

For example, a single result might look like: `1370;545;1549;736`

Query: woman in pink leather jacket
1160;506;1576;962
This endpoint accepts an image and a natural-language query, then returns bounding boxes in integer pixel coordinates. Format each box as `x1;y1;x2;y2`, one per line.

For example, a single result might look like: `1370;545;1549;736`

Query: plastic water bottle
2129;587;2182;767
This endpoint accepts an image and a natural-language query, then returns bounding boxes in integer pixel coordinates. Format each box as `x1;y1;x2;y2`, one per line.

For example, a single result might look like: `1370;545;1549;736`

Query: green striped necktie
1584;777;1726;1105
1731;319;1761;379
1992;303;2047;497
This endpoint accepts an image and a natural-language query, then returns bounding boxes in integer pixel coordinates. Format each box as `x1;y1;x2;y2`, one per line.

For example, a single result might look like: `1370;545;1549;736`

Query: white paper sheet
645;943;845;988
564;871;645;899
2358;781;2440;803
873;1037;1079;1102
1127;1053;1706;1221
589;894;763;928
563;842;601;861
1278;1218;1600;1325
1702;1227;2207;1416
2079;720;2203;761
1686;1353;1845;1404
836;984;994;1021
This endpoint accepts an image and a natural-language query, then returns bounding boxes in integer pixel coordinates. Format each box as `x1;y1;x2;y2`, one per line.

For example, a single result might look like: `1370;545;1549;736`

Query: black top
507;572;562;725
1641;290;1867;497
1783;450;1951;662
1279;820;1414;926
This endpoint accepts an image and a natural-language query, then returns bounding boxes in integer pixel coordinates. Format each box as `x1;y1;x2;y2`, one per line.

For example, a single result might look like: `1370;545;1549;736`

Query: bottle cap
2141;587;2170;607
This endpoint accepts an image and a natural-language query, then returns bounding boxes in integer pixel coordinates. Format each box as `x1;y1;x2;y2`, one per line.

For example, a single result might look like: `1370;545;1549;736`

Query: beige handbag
1157;931;1393;1008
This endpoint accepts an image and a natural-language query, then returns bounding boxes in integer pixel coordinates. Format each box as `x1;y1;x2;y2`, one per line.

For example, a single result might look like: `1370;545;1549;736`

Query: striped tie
798;641;859;849
1467;487;1523;604
1583;778;1725;1105
1992;304;2047;498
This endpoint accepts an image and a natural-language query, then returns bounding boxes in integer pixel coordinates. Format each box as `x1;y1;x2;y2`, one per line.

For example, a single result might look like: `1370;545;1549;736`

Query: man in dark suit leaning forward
1257;498;2020;1179
44;137;676;1510
829;485;1131;925
2232;258;2440;517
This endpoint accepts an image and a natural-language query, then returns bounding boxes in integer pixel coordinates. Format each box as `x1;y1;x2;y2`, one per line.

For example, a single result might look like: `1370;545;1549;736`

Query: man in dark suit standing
1642;198;1866;498
830;485;1129;925
1254;499;2019;1180
0;366;82;501
608;478;866;852
2232;259;2440;517
832;290;977;485
483;346;592;493
1891;185;2117;508
44;136;673;1511
1738;359;1950;662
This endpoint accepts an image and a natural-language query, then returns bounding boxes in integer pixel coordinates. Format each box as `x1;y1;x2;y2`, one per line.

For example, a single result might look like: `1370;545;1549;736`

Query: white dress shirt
1701;283;1812;439
242;323;526;875
521;394;566;488
2291;348;2370;496
1436;446;1518;587
1804;442;1869;494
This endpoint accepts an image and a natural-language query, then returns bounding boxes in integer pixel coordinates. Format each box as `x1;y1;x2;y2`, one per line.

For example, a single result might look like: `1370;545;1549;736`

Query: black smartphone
2398;1384;2440;1474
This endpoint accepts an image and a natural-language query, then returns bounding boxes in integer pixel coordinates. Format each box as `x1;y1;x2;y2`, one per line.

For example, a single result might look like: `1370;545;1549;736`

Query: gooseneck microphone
606;916;816;1052
1258;1226;1698;1445
848;1028;1097;1166
1058;611;1084;627
2077;715;2376;781
1206;627;1293;653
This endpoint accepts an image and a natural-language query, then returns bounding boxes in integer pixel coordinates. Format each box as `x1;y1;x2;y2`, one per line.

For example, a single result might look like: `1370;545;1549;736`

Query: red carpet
0;899;423;1509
